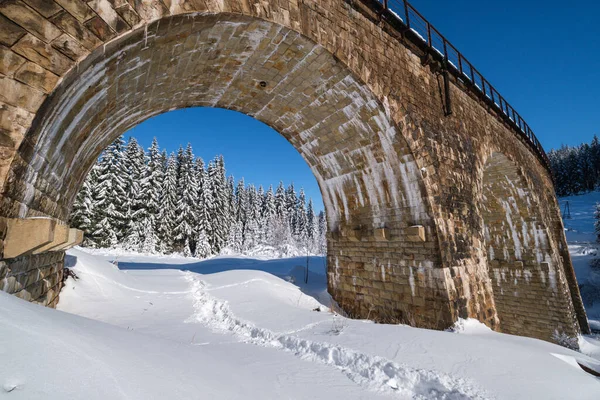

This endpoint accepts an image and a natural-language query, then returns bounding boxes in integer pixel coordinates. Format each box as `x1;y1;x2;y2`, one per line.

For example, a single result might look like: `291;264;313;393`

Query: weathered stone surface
0;1;63;43
0;45;26;76
50;10;102;50
3;217;56;258
0;1;589;344
0;76;45;113
374;228;390;241
406;226;426;242
51;33;88;61
14;61;59;93
12;34;74;75
53;228;83;250
33;223;69;253
23;0;63;18
0;14;27;46
54;0;95;23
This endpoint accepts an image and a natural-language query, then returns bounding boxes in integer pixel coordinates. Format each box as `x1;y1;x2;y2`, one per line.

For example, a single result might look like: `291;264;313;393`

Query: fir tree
71;138;327;257
195;157;213;257
173;144;198;254
595;203;600;243
157;153;178;253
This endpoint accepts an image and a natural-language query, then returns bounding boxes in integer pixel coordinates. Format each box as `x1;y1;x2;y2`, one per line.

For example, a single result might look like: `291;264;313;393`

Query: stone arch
480;152;581;341
0;12;452;328
1;0;587;342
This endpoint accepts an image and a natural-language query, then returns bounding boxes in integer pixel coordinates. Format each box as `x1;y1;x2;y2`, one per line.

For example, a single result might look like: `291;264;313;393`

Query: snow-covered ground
2;246;600;399
559;191;600;326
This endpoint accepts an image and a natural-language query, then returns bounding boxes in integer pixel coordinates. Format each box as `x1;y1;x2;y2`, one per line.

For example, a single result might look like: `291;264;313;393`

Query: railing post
384;0;388;10
443;38;448;59
427;22;432;45
405;2;410;27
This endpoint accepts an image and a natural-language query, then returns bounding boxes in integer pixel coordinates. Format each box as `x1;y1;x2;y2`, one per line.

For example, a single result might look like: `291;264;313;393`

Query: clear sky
407;0;599;149
126;0;598;211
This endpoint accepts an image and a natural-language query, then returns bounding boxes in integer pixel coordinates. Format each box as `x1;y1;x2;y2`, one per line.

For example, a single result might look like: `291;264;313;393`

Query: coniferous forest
70;136;327;258
548;135;600;197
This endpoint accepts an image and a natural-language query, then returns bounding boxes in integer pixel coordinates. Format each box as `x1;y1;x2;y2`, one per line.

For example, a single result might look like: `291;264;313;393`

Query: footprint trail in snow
184;272;490;400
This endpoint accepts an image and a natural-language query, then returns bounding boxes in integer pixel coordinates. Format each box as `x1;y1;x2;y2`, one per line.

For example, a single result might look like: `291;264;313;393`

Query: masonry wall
0;251;64;307
481;153;580;341
0;0;588;341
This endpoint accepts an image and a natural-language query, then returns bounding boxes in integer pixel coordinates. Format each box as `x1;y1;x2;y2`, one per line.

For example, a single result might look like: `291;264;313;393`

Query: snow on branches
70;136;326;258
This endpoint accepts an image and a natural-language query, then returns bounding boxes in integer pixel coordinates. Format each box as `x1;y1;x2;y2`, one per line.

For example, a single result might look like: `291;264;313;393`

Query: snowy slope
21;248;595;399
559;192;600;323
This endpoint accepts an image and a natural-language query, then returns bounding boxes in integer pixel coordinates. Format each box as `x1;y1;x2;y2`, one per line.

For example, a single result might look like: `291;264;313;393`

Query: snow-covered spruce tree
274;181;286;218
122;137;149;251
296;188;308;243
226;175;236;229
207;157;229;253
194;229;212;259
157;152;178;253
145;139;165;221
260;185;277;244
590;135;600;188
244;184;260;250
232;178;247;249
195;156;213;257
306;198;319;253
595;203;600;243
173;144;198;255
70;166;96;236
132;137;164;253
285;183;298;234
88;137;127;247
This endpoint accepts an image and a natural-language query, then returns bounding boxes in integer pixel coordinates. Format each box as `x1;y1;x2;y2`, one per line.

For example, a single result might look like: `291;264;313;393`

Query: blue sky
410;0;599;149
127;1;599;210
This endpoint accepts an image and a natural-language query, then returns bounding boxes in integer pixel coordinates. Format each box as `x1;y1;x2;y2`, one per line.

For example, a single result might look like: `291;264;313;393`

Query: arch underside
480;152;581;341
2;13;453;328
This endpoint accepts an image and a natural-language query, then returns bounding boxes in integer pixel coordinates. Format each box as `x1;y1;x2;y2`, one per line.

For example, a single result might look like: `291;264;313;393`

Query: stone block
342;227;361;242
406;225;426;242
3;217;56;259
51;33;88;61
0;1;62;43
14;61;59;93
53;228;84;251
374;227;390;241
0;14;26;46
53;0;95;23
0;46;26;76
33;223;68;253
0;76;45;113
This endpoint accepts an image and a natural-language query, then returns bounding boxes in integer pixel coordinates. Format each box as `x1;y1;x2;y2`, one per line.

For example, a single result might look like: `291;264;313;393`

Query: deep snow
1;248;598;399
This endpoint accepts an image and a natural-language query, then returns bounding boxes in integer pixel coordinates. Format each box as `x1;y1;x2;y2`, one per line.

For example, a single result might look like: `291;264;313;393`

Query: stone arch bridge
0;0;589;343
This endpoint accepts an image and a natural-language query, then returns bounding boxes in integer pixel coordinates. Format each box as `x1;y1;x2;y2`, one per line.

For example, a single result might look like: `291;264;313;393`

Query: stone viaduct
0;0;590;344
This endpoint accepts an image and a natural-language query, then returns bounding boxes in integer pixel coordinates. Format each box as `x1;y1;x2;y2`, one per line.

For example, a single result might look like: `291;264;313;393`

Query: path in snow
184;272;489;400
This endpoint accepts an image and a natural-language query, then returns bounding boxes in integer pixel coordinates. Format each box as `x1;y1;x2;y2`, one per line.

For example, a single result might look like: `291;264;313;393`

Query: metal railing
365;0;550;171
